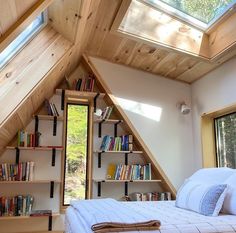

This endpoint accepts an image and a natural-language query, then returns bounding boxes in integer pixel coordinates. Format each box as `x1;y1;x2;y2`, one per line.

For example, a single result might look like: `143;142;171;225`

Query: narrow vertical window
63;104;89;205
215;112;236;168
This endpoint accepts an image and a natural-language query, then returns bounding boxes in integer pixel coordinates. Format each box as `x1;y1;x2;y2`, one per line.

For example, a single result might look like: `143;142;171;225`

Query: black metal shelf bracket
34;115;39;133
98;152;102;168
53;116;57;136
50;181;54;198
52;148;56;167
98;119;105;138
48;214;52;231
125;153;128;165
125;181;128;196
94;93;100;113
61;89;65;110
15;147;20;164
98;182;101;197
114;120;122;137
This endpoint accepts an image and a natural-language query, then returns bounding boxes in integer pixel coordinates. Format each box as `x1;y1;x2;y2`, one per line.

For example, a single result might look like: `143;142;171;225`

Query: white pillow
176;179;228;216
222;173;236;215
189;168;235;184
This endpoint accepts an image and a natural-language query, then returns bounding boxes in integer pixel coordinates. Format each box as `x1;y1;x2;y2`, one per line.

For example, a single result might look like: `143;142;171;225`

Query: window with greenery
0;12;46;70
215;112;236;168
63;104;89;205
143;0;236;30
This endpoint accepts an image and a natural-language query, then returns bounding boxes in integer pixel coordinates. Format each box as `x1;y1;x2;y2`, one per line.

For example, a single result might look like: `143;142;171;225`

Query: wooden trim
94;150;143;154
201;102;236;168
82;54;177;198
0;0;54;53
110;0;132;32
0;180;61;184
6;146;63;151
0;213;59;220
33;115;64;121
93;179;162;183
94;119;124;124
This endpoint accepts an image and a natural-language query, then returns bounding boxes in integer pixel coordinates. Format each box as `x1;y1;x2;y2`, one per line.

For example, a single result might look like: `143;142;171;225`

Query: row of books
44;99;59;116
0;195;34;216
0;162;34;181
129;192;171;201
100;106;113;120
73;76;95;92
107;163;151;180
100;135;133;151
17;130;41;147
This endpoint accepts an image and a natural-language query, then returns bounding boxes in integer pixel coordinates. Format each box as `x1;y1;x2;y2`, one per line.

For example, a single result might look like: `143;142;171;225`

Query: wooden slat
82;54;177;198
93;179;162;183
0;180;61;184
94;119;123;124
94;150;143;154
6;146;63;151
0;0;54;53
0;213;60;220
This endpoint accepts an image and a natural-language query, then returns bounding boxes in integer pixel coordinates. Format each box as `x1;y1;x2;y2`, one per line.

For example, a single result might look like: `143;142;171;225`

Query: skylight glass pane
144;0;236;28
0;13;44;70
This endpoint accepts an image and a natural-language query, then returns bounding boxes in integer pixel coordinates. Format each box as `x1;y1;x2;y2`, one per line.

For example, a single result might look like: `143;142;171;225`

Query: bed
65;168;236;233
65;200;236;233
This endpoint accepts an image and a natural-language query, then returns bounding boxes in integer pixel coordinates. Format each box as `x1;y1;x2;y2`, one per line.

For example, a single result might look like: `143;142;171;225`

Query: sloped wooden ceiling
79;0;236;83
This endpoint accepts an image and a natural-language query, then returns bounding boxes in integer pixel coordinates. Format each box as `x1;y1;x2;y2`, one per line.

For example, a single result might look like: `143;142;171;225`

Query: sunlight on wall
116;97;162;122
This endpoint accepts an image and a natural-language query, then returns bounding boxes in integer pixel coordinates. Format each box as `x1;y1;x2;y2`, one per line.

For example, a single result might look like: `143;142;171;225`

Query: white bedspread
65;200;236;233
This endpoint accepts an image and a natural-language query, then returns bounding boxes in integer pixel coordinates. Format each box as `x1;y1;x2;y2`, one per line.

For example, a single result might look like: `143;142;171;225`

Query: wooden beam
82;54;177;198
0;0;54;53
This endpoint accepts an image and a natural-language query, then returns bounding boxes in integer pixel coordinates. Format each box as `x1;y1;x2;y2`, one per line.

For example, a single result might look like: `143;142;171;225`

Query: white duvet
65;200;236;233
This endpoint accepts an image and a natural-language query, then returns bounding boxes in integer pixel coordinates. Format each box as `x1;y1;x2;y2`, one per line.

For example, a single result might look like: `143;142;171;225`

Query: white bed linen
65;201;236;233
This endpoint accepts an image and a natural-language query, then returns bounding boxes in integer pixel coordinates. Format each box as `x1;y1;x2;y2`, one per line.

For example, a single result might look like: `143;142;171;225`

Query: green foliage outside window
64;104;88;205
215;112;236;168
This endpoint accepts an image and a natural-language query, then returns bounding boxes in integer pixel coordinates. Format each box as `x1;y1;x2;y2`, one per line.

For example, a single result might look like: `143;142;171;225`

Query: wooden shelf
94;119;123;124
93;179;162;183
56;89;105;99
94;150;143;154
6;146;63;151
33;115;63;121
0;180;61;184
0;213;60;220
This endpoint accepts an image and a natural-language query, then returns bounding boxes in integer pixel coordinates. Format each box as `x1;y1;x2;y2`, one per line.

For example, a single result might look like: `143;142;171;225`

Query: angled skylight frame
141;0;236;31
0;11;47;70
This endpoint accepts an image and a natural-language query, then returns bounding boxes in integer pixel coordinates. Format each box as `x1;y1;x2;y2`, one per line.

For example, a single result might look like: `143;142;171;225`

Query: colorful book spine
0;195;34;217
0;162;34;181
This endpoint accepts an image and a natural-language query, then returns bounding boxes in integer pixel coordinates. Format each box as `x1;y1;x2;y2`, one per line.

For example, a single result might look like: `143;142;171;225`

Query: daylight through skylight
142;0;236;30
0;12;46;70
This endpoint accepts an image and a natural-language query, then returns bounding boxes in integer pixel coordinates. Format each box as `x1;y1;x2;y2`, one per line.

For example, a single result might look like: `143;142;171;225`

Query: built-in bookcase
0;94;63;232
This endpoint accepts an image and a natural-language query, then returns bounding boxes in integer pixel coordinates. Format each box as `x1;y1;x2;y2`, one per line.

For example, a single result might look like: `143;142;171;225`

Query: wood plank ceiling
81;0;235;83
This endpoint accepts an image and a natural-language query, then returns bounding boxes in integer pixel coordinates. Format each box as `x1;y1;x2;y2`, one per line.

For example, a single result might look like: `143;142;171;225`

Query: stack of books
100;135;133;151
0;195;34;216
129;192;171;201
100;106;113;120
30;209;52;217
73;76;95;92
44;99;59;116
0;162;35;181
107;163;151;180
17;130;41;147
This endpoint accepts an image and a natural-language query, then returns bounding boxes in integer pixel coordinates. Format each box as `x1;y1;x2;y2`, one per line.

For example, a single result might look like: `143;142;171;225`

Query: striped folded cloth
92;220;161;232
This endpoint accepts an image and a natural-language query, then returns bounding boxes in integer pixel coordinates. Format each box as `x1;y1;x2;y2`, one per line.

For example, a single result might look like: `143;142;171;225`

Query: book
30;209;52;217
106;164;116;180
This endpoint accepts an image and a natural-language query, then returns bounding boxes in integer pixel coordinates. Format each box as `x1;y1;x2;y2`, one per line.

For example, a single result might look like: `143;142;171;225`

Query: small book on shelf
17;130;41;147
44;99;59;116
73;75;95;92
30;209;52;217
100;106;113;120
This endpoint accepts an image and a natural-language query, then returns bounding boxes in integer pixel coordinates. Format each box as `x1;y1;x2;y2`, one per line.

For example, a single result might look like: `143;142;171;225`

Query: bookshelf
93;179;162;183
0;95;63;232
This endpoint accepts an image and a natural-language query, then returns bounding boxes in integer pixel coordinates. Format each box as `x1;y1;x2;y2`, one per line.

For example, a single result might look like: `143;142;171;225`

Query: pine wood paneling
0;0;37;35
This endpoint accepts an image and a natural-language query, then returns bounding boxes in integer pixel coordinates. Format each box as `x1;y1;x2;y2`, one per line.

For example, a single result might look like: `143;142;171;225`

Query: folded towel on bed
70;198;161;233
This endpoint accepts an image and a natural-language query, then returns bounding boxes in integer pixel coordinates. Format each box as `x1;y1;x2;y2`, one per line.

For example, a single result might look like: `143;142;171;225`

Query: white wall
191;57;236;169
90;57;195;189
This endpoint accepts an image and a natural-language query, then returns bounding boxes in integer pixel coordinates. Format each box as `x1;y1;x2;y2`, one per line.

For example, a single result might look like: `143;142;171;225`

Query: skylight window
142;0;236;30
0;12;46;70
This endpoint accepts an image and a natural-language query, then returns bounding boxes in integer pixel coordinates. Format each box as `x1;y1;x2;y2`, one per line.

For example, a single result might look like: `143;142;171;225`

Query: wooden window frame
201;103;236;168
60;97;93;212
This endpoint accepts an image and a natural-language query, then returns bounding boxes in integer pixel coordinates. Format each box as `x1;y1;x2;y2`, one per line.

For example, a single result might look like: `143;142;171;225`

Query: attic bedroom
0;0;236;232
